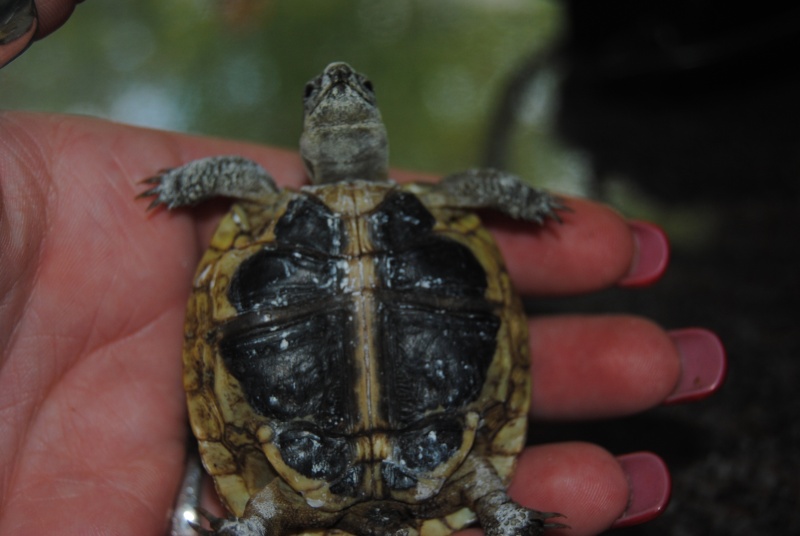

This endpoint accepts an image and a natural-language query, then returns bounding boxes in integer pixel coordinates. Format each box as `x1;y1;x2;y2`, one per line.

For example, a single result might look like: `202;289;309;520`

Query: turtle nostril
327;62;354;82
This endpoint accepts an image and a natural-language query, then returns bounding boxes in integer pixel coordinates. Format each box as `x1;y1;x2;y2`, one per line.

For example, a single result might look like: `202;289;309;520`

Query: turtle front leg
457;455;566;536
139;156;279;210
427;168;567;224
194;479;342;536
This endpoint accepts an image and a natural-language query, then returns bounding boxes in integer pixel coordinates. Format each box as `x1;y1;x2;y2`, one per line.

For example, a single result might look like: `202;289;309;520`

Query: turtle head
300;62;389;185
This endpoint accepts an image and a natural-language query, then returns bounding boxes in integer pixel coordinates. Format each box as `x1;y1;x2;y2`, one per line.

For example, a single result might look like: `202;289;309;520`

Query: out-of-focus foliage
1;0;567;180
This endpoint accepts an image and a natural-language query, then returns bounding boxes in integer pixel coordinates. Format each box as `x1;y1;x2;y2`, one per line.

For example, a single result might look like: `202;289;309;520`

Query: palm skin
0;112;680;535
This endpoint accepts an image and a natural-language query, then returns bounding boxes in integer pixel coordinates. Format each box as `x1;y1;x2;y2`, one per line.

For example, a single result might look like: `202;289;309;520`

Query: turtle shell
183;180;530;535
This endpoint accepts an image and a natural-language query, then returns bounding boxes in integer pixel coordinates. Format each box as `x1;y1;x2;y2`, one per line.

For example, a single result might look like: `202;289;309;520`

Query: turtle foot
190;507;266;536
483;503;568;536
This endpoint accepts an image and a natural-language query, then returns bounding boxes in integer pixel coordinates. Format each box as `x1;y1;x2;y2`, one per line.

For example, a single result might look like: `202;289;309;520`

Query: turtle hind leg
190;480;342;536
191;508;267;536
138;155;279;210
458;455;567;536
474;492;568;536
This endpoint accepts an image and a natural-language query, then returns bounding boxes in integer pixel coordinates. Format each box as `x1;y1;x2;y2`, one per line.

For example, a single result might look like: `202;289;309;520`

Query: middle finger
527;314;682;420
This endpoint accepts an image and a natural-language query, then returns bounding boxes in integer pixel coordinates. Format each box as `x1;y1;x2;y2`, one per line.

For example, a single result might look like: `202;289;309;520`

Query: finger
455;442;632;536
528;315;682;420
487;197;638;296
32;0;80;38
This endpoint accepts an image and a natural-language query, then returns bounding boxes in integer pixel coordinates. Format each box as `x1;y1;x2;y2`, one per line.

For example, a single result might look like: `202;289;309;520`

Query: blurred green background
1;0;588;193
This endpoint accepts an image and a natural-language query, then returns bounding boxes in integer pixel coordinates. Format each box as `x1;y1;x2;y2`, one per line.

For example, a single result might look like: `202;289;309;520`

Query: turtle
140;62;567;536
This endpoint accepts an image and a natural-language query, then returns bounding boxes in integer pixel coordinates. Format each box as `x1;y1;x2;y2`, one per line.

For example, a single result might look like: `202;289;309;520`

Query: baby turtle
141;62;566;536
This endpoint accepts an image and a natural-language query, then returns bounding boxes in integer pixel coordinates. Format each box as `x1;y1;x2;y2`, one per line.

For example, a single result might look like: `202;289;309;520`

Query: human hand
0;112;725;535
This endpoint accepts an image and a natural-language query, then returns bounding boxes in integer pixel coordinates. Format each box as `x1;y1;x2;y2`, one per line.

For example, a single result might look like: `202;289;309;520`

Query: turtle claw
136;173;169;210
520;192;570;226
188;520;215;536
136;168;198;211
482;504;568;536
141;172;168;184
196;506;233;532
538;511;570;531
548;196;573;224
195;506;221;522
186;507;225;536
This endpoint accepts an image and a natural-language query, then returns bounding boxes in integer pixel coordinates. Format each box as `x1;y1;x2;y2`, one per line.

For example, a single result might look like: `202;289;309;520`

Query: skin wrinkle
0;114;58;511
31;151;191;365
74;232;168;356
4;330;89;480
4;305;186;534
0;332;59;518
0;121;50;355
9;465;166;535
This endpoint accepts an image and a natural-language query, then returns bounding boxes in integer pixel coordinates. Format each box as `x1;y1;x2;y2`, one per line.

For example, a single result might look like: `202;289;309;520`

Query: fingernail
664;328;727;404
619;221;670;288
0;0;38;67
611;452;671;529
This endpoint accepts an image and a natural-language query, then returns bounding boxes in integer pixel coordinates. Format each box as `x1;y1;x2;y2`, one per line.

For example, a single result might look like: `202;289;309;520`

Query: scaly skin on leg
197;479;343;536
139;156;279;209
457;455;566;536
432;169;567;224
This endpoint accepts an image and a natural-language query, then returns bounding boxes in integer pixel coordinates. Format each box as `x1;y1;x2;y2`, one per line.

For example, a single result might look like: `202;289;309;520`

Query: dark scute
329;464;365;497
368;191;435;250
394;418;464;472
380;460;418;491
274;194;346;255
369;190;488;299
228;248;342;313
377;240;488;298
218;309;355;432
380;304;499;427
277;427;351;481
227;194;345;314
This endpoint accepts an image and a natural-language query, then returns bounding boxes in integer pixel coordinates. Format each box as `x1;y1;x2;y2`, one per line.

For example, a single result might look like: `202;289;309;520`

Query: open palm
0;112;682;535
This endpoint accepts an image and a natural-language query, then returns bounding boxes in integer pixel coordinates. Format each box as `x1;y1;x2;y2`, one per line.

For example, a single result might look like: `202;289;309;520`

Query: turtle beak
304;62;376;116
325;62;355;85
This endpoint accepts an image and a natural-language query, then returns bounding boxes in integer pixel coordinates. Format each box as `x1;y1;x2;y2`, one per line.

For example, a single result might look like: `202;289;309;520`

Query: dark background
521;2;800;534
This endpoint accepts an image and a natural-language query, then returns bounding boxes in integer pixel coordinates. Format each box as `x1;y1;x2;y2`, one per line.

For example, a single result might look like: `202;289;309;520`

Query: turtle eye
363;79;374;93
304;82;316;99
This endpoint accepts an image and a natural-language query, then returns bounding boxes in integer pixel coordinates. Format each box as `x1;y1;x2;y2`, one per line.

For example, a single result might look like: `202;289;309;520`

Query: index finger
489;198;637;296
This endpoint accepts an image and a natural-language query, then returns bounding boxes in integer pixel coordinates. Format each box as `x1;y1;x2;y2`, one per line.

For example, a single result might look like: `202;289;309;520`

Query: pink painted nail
611;452;671;529
664;328;727;404
619;221;670;288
